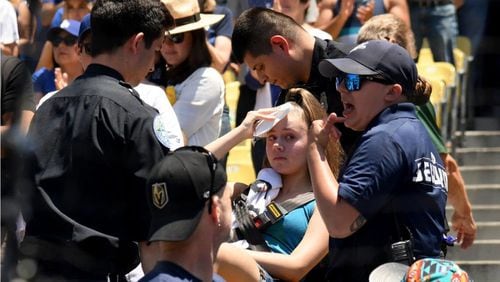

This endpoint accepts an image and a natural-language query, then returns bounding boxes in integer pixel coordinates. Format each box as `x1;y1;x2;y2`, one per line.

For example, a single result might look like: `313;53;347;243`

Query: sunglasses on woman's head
335;73;392;92
51;35;78;47
165;33;185;44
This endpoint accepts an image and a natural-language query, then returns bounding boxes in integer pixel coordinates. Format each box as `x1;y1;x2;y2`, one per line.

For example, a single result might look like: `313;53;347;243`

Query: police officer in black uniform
19;0;177;280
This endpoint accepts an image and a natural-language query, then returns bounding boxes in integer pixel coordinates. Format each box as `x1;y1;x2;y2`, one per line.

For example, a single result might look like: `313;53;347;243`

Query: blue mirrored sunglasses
335;73;391;92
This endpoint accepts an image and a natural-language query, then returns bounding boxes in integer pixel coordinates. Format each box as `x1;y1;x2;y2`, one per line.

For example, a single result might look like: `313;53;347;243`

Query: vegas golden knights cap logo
152;183;168;209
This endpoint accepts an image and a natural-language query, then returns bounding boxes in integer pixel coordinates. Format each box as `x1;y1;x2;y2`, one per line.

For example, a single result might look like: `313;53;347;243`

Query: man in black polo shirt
231;7;358;153
19;0;179;280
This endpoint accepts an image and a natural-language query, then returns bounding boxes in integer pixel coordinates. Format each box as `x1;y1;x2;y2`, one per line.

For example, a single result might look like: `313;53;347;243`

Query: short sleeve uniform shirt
27;64;170;241
328;103;448;281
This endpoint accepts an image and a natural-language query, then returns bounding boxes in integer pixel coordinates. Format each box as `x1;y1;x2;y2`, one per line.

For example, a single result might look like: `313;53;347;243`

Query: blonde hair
262;88;343;177
288;88;343;176
358;14;417;59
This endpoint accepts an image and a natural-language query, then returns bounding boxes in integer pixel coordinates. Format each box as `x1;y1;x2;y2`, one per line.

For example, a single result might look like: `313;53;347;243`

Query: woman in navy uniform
308;40;448;281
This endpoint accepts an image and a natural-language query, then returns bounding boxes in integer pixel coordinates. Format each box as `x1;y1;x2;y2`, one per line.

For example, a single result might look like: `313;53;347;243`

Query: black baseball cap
146;146;227;242
319;40;417;94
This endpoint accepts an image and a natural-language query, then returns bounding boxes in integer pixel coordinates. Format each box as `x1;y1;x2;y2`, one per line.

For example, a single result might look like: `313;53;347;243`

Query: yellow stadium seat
455;36;474;145
223;69;237;84
417;62;457;142
226;140;255;184
418;48;434;65
457;36;472;60
417;62;457;88
427;78;447;128
225;81;241;128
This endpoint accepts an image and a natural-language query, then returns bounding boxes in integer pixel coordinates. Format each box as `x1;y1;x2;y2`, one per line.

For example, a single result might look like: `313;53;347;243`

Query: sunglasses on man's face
335;73;391;92
164;32;185;44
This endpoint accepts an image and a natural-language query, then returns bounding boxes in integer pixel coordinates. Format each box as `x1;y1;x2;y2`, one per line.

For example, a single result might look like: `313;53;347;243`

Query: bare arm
307;113;363;238
1;43;18;57
315;0;335;28
246;209;329;281
385;0;411;29
35;41;55;71
441;153;476;249
1;111;34;135
17;2;33;48
315;0;355;39
207;36;232;74
356;0;375;25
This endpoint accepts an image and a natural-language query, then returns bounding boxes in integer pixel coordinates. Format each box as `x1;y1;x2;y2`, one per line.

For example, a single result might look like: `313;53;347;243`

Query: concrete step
446;240;500;261
454;261;500;281
456;147;500;166
460;166;500;185
457;130;500;148
446;205;500;222
462;185;500;206
473;117;500;130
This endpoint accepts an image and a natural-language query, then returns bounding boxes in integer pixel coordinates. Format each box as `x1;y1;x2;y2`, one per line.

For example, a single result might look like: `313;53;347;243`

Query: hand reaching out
54;67;69;90
451;210;477;249
356;0;375;24
339;0;356;19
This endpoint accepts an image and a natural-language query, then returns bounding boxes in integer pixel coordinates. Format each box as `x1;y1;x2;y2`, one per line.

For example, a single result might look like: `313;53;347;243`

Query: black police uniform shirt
327;103;448;282
139;261;225;282
277;38;359;153
25;64;171;242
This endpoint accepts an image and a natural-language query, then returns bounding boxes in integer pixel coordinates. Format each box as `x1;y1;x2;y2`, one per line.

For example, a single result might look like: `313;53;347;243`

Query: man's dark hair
90;0;173;56
232;8;302;63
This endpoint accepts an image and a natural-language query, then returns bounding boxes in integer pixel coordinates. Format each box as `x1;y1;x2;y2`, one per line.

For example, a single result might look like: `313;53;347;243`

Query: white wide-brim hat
163;0;224;35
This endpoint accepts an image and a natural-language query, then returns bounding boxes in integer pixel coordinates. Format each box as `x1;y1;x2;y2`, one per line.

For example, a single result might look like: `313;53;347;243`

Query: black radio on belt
391;240;416;266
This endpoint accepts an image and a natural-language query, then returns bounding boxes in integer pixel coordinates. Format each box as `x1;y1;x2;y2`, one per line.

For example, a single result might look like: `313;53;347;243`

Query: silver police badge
152;183;168;209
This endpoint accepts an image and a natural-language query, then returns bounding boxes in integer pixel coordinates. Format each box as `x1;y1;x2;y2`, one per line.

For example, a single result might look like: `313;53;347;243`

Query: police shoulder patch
153;112;183;150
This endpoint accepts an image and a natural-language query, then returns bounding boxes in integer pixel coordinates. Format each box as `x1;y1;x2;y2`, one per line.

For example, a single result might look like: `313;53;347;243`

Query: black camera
391;240;415;265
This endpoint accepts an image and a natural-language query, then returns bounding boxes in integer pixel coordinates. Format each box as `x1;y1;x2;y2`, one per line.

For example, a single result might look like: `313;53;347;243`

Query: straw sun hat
162;0;224;35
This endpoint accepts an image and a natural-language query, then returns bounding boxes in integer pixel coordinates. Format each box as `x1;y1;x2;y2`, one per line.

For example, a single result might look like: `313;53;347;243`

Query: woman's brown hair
166;28;212;84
